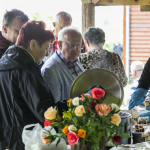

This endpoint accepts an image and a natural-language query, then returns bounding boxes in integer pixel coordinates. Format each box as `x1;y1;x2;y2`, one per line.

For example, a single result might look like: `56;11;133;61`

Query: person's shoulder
41;54;60;71
109;51;120;58
79;49;99;58
101;49;117;56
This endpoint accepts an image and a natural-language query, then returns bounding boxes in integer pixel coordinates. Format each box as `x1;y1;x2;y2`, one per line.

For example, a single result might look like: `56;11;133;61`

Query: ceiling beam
141;5;150;11
95;0;150;6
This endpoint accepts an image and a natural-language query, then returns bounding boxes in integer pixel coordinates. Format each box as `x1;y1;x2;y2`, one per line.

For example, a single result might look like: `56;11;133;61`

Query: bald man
48;11;87;58
41;26;85;103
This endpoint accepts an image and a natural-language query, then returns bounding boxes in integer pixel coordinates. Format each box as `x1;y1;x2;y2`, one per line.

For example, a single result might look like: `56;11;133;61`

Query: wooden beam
81;0;100;4
96;0;150;6
82;3;95;34
123;6;126;70
141;5;150;11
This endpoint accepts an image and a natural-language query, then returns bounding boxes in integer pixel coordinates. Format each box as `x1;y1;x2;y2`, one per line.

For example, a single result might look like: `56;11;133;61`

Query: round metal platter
70;68;124;107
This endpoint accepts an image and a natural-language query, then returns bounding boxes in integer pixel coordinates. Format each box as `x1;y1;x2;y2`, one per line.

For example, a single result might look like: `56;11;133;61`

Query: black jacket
0;46;55;150
138;58;150;90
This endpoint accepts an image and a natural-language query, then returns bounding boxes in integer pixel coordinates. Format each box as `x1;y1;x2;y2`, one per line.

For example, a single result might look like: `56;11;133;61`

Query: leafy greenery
44;91;129;150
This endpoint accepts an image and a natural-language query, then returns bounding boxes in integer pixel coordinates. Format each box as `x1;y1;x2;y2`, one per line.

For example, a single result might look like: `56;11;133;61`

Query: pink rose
81;94;91;102
67;132;79;146
95;103;111;116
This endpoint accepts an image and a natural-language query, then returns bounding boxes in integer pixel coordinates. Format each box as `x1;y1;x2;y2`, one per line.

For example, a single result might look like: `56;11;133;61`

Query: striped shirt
57;50;83;78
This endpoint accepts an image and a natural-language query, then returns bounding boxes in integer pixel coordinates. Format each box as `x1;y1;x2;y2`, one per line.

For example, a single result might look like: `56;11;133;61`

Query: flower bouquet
42;87;130;150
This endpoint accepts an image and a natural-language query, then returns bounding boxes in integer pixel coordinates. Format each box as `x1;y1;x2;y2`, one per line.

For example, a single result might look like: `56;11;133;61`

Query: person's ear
53;22;56;28
103;40;106;45
58;41;62;51
2;25;8;34
133;70;136;77
30;40;36;51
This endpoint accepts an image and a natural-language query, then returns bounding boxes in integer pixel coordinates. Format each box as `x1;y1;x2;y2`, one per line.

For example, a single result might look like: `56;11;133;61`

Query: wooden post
123;6;126;69
82;3;95;35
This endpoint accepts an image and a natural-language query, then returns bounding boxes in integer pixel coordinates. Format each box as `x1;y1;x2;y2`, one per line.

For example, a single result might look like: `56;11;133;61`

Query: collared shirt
57;50;83;78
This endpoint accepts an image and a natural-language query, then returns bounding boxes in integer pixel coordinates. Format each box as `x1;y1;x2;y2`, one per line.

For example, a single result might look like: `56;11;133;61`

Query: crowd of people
0;9;149;150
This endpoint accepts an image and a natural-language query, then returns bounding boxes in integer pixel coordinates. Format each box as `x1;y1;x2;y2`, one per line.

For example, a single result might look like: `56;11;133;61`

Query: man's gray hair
2;9;29;27
131;61;144;71
84;27;105;46
54;11;72;25
58;26;81;41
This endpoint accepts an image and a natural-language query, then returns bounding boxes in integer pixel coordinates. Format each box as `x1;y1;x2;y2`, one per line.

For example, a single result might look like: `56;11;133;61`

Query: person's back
0;9;29;58
79;27;127;87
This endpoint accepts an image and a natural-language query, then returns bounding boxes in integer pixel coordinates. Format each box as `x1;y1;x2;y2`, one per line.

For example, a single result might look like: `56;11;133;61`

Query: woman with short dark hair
0;20;55;150
79;27;127;87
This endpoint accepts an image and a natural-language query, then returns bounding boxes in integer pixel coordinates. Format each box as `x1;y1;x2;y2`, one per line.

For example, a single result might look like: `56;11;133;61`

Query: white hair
131;61;144;71
54;11;72;25
58;26;81;41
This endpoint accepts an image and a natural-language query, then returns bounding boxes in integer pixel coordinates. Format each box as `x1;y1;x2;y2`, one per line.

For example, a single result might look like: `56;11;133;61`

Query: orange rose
57;116;61;121
67;99;72;107
111;114;121;126
81;94;91;102
42;135;51;145
44;107;57;120
62;126;69;135
78;129;86;138
95;103;111;116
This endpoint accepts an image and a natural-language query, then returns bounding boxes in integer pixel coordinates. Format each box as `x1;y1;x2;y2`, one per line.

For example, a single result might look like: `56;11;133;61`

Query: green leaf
93;137;99;144
47;119;56;122
105;127;114;132
120;133;130;138
50;122;60;127
119;123;124;127
43;132;50;135
91;144;99;150
56;138;61;147
62;112;72;119
54;133;64;137
114;142;118;147
45;136;53;140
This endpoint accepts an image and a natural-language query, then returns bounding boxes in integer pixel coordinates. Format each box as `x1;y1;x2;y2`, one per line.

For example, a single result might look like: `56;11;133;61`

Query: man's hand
139;107;150;122
128;88;147;110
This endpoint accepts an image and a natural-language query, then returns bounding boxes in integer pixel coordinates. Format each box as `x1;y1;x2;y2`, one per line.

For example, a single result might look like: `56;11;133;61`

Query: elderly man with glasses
41;26;85;103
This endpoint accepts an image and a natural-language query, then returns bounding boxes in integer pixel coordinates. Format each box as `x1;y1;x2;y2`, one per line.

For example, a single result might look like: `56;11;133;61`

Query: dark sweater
138;58;150;90
0;31;12;58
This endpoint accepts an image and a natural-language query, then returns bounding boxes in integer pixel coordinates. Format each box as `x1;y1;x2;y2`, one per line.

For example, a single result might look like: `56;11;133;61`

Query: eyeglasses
62;41;81;49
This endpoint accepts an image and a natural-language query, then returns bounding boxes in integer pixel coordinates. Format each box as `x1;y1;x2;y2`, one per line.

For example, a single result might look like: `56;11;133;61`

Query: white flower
72;97;80;106
111;103;120;113
68;125;77;132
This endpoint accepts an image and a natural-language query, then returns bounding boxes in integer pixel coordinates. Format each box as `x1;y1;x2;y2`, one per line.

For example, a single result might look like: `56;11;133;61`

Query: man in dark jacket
0;21;56;150
0;9;29;58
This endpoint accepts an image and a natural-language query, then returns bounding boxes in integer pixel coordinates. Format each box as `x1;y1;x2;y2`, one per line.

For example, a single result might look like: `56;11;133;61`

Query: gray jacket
41;52;85;103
